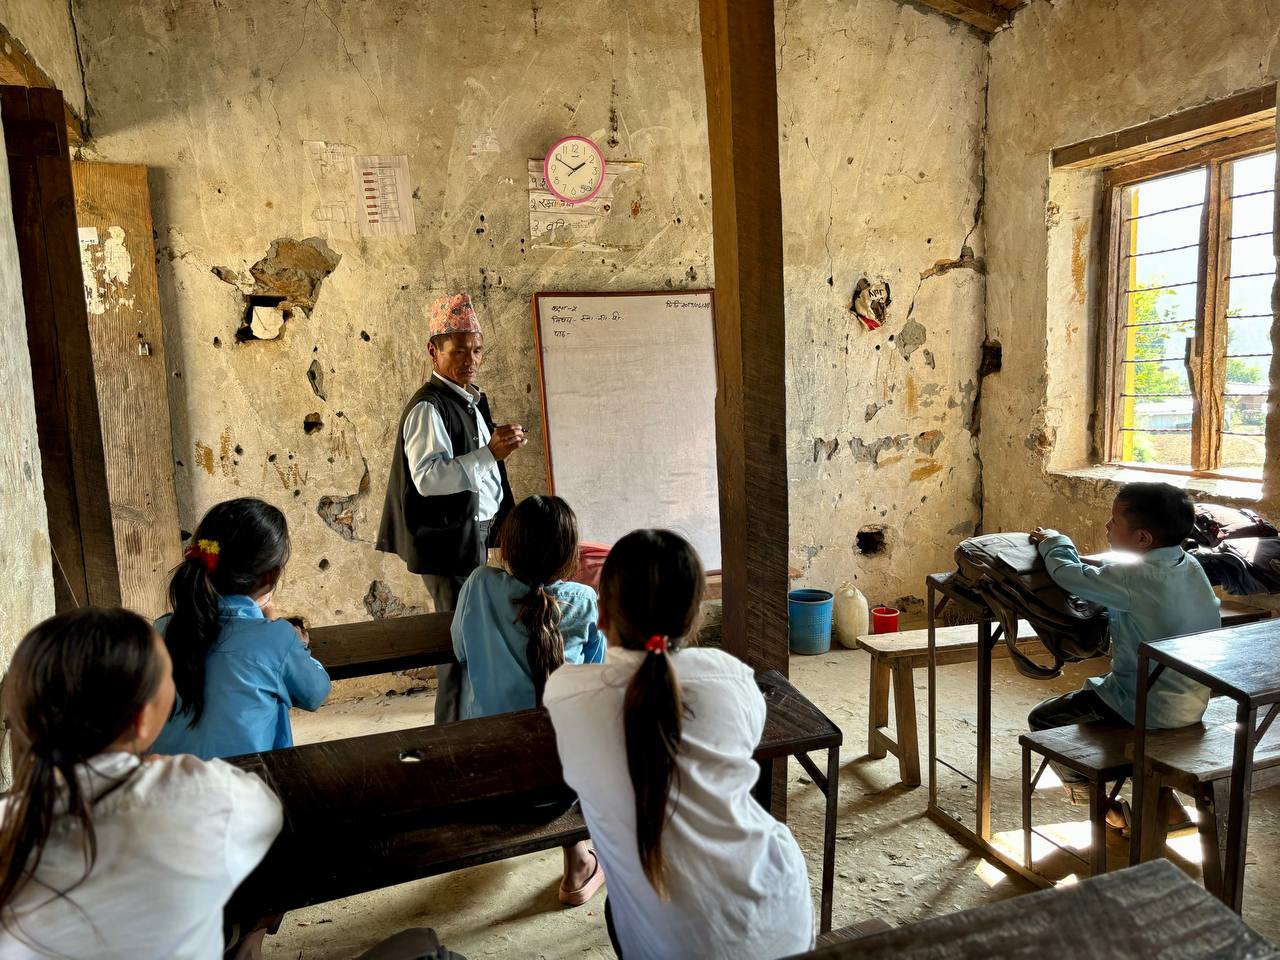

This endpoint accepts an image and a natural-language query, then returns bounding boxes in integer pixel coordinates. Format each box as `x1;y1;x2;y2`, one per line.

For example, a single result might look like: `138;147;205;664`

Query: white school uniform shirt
402;372;503;522
0;752;282;960
544;647;815;960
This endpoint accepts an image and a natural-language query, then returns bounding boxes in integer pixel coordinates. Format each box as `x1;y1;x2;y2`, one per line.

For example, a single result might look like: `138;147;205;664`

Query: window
1101;133;1275;480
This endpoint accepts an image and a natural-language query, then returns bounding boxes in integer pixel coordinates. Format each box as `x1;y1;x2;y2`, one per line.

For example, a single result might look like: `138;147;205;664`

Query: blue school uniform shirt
452;565;605;719
1037;534;1221;728
150;595;332;760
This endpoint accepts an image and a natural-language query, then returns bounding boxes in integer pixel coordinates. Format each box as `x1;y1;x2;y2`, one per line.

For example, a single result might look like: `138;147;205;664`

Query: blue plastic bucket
788;588;834;655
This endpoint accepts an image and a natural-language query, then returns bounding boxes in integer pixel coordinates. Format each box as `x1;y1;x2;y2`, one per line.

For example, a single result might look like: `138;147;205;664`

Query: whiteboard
534;291;721;570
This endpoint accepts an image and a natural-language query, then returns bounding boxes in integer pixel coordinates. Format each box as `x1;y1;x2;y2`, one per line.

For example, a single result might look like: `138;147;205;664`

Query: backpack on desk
952;533;1110;680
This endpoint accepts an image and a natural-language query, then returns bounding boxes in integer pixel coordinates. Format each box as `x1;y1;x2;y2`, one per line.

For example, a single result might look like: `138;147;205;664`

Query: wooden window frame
1098;127;1275;481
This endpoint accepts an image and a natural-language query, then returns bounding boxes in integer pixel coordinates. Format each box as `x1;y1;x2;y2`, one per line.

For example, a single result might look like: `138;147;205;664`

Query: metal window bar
1119;428;1193;435
1225;270;1276;281
1120;393;1193;399
1229;230;1274;242
1123;199;1204;223
1124;280;1198;294
1222;354;1274;360
1125;240;1201;259
1229;188;1276;202
1122;318;1197;329
1120;358;1191;364
1222;431;1268;437
1222;313;1273;320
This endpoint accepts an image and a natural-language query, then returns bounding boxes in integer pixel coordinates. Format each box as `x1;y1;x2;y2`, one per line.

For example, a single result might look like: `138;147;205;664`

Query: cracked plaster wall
0;111;54;679
68;0;994;623
0;0;85;115
779;0;988;609
983;0;1280;552
73;0;713;623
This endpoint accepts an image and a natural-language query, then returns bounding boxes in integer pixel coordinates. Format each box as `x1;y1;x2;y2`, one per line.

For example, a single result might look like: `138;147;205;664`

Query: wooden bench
309;599;725;681
856;620;1041;787
1019;697;1280;887
1137;703;1280;898
861;601;1271;790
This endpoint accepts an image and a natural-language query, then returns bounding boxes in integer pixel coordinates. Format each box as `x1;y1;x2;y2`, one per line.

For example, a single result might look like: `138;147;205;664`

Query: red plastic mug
871;607;900;634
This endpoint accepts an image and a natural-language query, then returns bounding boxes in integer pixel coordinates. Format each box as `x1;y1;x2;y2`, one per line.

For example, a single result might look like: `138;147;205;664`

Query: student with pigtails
544;530;813;960
451;494;606;905
150;497;331;760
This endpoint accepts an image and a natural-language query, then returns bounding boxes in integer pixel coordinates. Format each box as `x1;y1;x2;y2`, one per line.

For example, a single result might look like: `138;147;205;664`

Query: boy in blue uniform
1028;482;1220;817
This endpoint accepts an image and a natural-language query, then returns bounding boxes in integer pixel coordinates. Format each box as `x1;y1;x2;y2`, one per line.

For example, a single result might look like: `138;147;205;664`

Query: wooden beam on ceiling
909;0;1019;33
0;22;85;145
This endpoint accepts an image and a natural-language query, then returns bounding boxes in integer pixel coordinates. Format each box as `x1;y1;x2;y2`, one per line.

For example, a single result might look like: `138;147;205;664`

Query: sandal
559;850;606;907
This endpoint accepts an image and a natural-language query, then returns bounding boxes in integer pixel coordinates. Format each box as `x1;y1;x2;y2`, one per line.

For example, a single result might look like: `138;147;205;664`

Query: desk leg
976;615;992;840
927;583;938;810
1223;702;1258;913
1129;652;1151;868
821;745;838;933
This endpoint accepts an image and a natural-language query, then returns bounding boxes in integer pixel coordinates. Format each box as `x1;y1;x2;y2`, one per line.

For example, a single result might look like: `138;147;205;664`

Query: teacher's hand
488;424;527;461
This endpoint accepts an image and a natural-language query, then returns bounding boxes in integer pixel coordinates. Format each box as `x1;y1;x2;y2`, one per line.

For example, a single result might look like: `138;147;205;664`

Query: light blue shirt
452;565;605;719
150;595;332;759
402;372;503;522
1038;534;1221;728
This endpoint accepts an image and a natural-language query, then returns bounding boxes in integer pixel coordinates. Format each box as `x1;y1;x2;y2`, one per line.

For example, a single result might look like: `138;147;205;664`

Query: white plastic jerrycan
833;582;870;648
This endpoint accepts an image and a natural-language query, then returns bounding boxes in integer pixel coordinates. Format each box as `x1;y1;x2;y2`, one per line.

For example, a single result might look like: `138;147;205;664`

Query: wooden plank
71;162;181;618
308;611;455;679
797;861;1277;958
2;85;118;609
226;670;840;918
855;620;1037;655
908;0;1010;32
0;22;85;145
1145;620;1280;706
1054;86;1276;170
699;0;789;676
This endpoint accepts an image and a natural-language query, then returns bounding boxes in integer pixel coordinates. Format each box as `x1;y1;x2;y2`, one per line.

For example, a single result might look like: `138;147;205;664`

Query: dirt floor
267;647;1280;958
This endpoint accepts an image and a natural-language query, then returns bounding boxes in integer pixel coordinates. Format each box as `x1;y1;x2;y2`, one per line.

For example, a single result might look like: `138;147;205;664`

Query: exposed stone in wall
363;580;421;620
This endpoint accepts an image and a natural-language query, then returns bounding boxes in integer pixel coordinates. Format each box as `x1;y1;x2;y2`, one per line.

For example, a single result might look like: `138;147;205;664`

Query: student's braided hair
498;496;580;705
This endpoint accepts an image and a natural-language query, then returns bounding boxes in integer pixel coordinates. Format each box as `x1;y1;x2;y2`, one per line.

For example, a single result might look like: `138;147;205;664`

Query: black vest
376;378;515;576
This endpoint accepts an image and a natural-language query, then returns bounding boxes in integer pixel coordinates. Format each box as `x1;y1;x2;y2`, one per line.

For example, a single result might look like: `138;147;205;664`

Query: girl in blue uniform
150;498;331;760
452;494;606;905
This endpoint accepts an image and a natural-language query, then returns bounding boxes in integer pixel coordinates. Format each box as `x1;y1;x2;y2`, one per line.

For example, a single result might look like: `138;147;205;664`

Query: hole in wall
318;558;330;571
303;413;324;434
979;339;1003;378
856;527;888;557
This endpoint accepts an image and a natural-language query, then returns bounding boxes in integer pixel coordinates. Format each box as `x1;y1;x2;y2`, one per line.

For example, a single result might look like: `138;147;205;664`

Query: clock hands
555;157;575;173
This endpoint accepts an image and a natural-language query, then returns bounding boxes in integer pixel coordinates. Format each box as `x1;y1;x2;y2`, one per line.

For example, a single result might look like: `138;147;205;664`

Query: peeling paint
364;579;421;619
194;441;215;476
911;460;943;482
848;434;910;465
1070;220;1089;303
914;430;943;455
897;319;928;359
812;437;840;462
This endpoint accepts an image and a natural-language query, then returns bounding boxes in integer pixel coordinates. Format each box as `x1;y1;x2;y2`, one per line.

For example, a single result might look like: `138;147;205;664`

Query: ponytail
165;499;290;727
497;495;579;705
599;529;705;898
517;585;565;705
623;643;683;897
0;608;164;925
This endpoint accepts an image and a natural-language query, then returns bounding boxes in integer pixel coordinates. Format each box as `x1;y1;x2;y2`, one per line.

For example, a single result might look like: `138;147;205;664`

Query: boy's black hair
1114;482;1194;548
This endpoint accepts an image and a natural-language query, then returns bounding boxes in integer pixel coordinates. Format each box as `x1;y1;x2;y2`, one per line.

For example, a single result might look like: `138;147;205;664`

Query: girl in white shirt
544;530;814;960
0;607;282;960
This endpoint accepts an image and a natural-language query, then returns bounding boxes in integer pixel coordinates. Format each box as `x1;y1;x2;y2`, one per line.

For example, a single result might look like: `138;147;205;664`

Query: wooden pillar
699;0;789;676
2;85;120;610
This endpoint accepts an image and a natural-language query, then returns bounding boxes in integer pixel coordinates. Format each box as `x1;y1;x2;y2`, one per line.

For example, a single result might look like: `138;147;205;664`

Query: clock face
544;136;606;205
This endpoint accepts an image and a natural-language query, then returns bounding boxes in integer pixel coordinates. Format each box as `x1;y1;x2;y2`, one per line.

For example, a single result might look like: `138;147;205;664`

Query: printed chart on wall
534;291;720;570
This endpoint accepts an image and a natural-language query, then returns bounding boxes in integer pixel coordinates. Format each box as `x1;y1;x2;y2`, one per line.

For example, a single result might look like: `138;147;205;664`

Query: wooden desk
308;612;454;680
229;670;842;931
1133;619;1280;911
788;860;1277;958
925;568;1271;890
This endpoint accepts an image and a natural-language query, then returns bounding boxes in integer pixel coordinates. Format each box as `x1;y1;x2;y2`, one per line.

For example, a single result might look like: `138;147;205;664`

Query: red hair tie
184;538;220;574
645;635;668;655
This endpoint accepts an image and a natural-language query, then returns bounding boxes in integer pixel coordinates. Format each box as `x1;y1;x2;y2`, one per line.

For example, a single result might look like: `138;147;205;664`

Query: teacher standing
377;293;523;723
